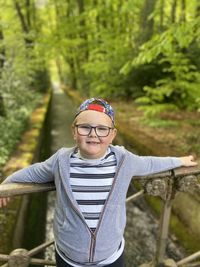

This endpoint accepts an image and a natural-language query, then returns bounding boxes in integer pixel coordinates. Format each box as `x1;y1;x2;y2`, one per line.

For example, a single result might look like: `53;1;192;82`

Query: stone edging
2;91;51;177
0;89;51;252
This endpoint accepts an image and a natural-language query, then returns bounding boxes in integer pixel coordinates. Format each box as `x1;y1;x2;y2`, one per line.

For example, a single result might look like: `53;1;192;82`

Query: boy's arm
127;152;197;177
0;151;59;208
2;150;59;184
179;155;197;167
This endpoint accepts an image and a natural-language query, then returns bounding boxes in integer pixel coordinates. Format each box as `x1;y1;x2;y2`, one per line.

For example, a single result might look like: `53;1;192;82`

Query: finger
0;197;10;208
189;155;195;161
0;198;4;208
4;197;10;206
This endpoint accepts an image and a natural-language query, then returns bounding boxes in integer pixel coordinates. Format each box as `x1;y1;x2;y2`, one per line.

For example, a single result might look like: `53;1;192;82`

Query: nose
89;127;98;137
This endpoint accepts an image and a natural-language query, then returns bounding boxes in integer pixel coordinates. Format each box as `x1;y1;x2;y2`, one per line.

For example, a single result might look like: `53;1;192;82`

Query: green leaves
0;0;50;167
120;17;200;116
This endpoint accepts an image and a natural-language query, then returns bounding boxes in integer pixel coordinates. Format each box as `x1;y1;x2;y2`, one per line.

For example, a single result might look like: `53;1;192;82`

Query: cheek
73;133;77;140
74;134;85;144
107;133;116;144
72;128;76;140
101;136;113;145
73;130;80;142
73;133;81;143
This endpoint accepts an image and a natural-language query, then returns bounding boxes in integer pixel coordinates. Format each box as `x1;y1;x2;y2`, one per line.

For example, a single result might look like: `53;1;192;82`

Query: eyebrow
76;123;113;127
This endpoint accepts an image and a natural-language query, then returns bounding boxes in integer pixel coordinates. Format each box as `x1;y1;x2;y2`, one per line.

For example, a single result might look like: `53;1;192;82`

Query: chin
85;150;102;159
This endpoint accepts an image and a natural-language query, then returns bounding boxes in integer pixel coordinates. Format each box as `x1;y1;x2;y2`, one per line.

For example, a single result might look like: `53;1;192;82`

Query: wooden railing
0;166;200;267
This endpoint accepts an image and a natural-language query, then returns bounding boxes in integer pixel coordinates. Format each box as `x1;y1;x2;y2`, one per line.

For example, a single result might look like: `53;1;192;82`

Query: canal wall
0;90;52;257
116;118;200;253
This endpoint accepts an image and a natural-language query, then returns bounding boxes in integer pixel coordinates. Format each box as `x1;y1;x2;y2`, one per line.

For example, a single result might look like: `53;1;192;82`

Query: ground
112;100;200;158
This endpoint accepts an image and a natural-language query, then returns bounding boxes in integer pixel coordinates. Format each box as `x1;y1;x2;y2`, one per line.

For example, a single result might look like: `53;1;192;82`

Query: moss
0;90;51;254
145;196;200;254
170;213;200;253
0;196;22;253
22;193;48;267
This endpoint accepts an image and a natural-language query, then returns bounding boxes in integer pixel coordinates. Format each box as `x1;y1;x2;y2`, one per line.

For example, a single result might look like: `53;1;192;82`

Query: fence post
8;249;30;267
154;172;175;266
154;197;173;265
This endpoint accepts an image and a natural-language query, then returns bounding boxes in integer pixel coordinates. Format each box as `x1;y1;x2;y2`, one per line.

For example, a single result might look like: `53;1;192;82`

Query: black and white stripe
70;150;117;232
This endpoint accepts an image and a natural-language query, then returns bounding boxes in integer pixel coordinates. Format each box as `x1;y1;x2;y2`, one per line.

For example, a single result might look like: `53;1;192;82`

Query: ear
71;125;77;140
110;128;117;143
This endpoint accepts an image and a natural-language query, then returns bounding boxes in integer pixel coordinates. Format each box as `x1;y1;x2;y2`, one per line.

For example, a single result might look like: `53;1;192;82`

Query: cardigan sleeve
2;150;60;184
126;150;182;177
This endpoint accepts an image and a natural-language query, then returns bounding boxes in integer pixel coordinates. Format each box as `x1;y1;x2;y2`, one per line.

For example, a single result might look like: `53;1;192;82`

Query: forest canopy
0;0;200;166
43;0;200;116
1;0;200;114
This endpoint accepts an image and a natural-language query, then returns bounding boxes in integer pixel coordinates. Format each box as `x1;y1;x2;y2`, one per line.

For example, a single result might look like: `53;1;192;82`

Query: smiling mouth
86;141;100;144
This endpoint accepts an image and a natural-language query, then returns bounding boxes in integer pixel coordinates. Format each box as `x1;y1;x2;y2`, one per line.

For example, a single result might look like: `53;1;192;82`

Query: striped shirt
59;149;125;266
70;148;117;232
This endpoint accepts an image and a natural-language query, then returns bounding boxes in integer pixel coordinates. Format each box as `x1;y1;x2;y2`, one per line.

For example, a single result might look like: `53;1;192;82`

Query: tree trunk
12;0;34;47
195;0;200;17
171;0;177;23
26;0;31;28
180;0;186;22
0;27;5;69
0;95;6;117
0;27;6;117
139;0;156;44
159;0;165;32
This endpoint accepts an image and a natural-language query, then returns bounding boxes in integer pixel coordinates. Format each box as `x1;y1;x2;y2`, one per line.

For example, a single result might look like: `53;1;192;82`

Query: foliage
0;0;49;168
121;19;200;116
135;52;200;116
44;0;200;116
0;54;42;167
1;0;200;166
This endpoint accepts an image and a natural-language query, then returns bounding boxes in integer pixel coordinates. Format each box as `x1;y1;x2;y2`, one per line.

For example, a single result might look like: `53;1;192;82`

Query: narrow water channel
44;87;184;267
44;83;75;264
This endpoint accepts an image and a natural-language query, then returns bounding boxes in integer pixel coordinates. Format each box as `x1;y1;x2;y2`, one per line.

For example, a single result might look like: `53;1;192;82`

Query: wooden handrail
0;166;200;267
0;166;199;198
0;182;55;197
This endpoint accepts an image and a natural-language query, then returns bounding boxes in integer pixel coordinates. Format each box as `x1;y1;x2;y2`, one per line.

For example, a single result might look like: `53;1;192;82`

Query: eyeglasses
75;124;114;137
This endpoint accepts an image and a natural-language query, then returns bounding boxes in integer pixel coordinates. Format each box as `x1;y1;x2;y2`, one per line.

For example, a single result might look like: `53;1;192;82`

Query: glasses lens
76;125;111;137
96;126;110;137
77;125;91;135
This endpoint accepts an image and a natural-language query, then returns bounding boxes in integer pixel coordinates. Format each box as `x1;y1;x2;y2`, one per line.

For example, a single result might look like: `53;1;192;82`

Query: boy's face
73;110;117;159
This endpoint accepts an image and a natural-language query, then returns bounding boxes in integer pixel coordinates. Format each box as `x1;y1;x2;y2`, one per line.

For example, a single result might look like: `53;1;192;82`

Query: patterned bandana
75;98;115;124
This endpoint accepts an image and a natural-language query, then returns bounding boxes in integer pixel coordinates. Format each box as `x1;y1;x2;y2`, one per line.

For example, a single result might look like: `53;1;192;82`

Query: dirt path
50;82;75;153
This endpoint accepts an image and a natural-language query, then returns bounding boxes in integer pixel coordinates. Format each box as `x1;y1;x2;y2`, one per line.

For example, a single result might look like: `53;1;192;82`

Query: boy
0;98;197;267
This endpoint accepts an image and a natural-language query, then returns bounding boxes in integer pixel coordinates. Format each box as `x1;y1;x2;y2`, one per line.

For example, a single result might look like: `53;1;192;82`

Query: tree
171;0;177;23
139;0;156;43
0;25;6;117
180;0;186;22
12;0;36;47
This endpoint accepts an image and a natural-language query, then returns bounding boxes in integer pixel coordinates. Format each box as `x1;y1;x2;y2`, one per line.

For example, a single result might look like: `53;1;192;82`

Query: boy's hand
180;155;198;167
0;197;10;208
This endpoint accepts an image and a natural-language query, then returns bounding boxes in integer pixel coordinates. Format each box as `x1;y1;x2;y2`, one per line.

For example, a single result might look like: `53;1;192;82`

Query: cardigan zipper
89;154;126;262
89;234;96;262
64;189;96;258
65;198;97;262
63;153;126;263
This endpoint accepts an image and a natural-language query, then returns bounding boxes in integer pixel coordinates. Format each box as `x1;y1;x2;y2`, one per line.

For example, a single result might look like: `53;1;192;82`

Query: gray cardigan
3;145;182;265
